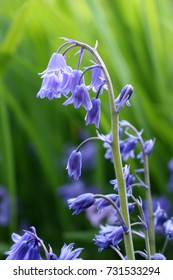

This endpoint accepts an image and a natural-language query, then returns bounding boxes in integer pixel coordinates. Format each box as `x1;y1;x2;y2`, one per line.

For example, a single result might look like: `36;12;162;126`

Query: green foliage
0;0;173;259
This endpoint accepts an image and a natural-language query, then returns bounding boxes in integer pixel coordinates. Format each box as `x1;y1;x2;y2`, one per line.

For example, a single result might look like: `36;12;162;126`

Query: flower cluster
37;45;108;129
5;227;42;260
5;38;172;261
36;39;171;260
98;121;155;165
5;226;83;260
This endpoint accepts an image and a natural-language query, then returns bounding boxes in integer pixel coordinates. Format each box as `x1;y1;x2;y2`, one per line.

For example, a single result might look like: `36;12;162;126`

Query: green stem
144;155;156;254
76;136;100;152
122;121;156;254
110;245;125;260
94;194;125;224
161;235;169;254
131;195;151;259
74;40;135;259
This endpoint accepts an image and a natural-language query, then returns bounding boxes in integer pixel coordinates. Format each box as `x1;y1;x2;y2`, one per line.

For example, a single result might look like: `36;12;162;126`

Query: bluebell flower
96;131;112;144
154;204;168;233
143;139;155;155
0;186;10;226
97;131;113;162
115;84;134;112
151;253;166;260
62;69;84;96
4;227;42;260
97;128;123;163
37;75;66;100
63;84;92;110
136;251;166;260
110;165;135;194
37;53;72;100
67;193;96;214
40;53;71;77
164;218;173;239
90;66;107;93
93;224;124;252
85;98;101;128
137;139;155;162
67;150;82;180
49;243;83;260
58;243;83;260
143;196;171;231
120;138;138;161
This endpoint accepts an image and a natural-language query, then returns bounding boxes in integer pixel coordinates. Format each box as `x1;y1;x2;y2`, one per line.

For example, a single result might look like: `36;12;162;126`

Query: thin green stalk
131;195;151;259
73;40;135;259
161;235;169;254
122;121;156;254
143;155;156;254
94;194;125;224
111;113;135;259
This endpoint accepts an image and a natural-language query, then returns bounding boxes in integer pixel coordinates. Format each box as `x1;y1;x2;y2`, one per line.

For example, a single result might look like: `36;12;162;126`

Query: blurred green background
1;0;173;259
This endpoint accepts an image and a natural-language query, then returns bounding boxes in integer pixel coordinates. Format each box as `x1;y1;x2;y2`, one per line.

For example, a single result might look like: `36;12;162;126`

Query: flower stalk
73;40;135;259
121;121;156;254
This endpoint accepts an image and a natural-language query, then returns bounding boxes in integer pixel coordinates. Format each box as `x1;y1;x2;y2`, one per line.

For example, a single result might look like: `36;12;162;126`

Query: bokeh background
1;0;173;259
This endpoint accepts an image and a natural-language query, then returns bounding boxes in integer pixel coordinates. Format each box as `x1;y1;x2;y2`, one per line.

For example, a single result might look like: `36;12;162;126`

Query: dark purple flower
63;84;92;110
0;186;10;226
4;227;42;260
85;98;101;128
164;218;173;239
115;84;134;112
143;196;172;232
67;193;95;215
120;138;138;161
154;204;168;232
67;150;82;180
93;224;124;252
